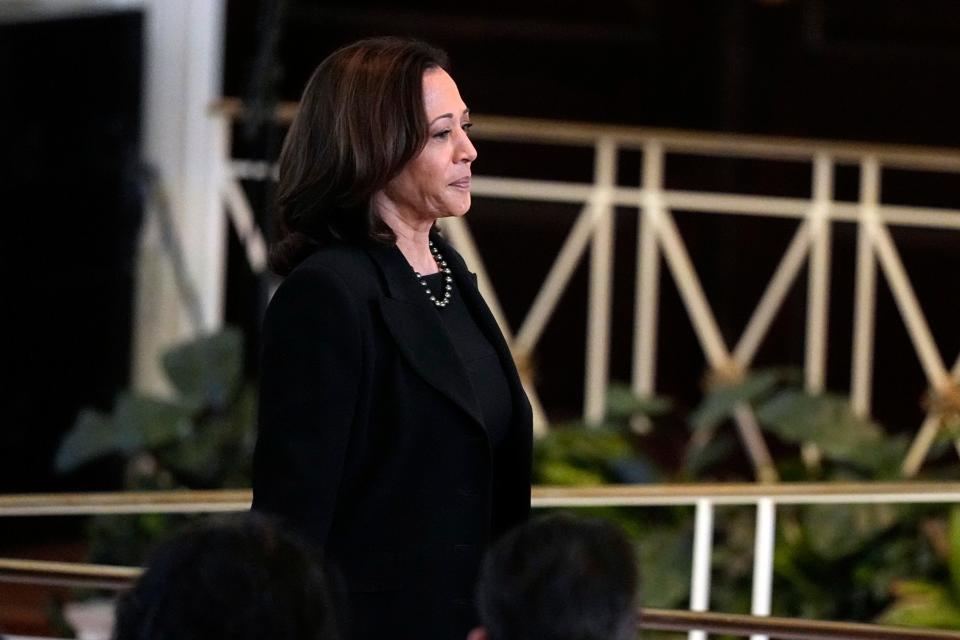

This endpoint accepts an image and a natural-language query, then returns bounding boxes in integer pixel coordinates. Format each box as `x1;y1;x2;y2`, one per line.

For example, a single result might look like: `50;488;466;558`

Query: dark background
3;0;960;497
2;9;144;494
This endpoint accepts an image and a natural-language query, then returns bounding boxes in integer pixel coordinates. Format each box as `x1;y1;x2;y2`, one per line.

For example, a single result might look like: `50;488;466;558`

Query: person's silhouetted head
470;513;640;640
113;513;339;640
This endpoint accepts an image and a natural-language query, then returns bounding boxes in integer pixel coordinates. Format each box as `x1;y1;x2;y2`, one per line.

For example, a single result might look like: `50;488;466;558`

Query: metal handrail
0;558;139;590
533;482;960;506
640;609;960;640
210;97;960;171
0;489;251;516
0;558;957;639
3;483;960;516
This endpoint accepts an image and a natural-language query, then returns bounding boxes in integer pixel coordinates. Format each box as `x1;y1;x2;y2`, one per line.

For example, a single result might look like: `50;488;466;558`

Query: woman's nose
458;132;477;163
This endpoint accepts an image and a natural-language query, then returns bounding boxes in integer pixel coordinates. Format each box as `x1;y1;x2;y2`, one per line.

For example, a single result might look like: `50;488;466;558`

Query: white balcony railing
211;101;960;482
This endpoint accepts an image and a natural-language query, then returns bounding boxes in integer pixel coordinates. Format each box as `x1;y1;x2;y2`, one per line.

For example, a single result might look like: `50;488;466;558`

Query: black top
423;271;513;447
253;237;533;640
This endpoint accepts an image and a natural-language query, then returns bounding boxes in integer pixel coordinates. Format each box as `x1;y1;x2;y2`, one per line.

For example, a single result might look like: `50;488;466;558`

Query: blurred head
470;514;640;640
113;514;339;640
271;36;460;275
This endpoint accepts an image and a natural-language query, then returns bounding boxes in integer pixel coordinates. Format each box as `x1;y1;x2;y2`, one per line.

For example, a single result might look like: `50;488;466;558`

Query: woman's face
380;68;477;223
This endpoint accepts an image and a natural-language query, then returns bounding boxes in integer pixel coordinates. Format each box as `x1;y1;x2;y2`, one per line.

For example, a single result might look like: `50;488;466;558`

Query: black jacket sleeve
251;264;363;548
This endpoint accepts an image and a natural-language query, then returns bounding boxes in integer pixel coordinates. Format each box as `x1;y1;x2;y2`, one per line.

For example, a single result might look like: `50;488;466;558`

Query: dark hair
113;514;339;640
476;514;640;640
270;36;450;275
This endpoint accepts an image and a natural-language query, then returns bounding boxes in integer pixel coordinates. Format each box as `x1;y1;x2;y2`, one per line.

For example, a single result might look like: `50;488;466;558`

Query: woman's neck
394;229;437;275
376;198;438;275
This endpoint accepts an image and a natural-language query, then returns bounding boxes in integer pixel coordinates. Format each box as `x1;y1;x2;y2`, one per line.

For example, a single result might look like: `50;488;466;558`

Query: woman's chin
455;193;472;216
438;197;472;219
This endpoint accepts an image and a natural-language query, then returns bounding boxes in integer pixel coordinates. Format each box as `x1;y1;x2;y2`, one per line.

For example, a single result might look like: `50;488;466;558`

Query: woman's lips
449;177;471;189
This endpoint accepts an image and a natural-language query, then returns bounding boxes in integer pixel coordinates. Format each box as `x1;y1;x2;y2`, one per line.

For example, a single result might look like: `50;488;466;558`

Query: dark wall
1;10;143;492
226;0;960;146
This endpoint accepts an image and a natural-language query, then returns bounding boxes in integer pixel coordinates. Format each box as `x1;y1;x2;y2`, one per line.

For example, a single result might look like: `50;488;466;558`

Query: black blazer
252;232;533;640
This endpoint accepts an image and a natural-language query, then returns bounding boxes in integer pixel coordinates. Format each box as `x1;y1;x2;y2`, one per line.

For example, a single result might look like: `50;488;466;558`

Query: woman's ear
466;627;488;640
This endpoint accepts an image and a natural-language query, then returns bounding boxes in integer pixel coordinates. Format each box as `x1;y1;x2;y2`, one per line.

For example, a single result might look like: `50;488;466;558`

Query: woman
252;37;533;640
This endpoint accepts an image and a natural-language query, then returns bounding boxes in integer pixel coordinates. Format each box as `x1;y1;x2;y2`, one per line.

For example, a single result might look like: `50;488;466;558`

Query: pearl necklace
413;241;453;308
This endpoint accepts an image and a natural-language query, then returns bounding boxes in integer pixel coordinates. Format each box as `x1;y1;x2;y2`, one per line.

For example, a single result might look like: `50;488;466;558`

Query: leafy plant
689;369;910;480
54;327;256;566
877;506;960;628
534;370;960;633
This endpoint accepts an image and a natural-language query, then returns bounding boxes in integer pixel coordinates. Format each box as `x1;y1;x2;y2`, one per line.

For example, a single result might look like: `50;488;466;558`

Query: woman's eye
462;122;473;134
433;129;451;139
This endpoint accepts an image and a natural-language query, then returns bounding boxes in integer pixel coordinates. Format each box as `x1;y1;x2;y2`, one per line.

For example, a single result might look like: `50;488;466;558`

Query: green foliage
756;390;908;477
54;408;136;473
54;395;194;473
683;432;737;477
533;371;960;632
86;512;196;568
162;329;244;411
606;382;673;421
635;525;693;608
951;507;960;600
878;580;960;628
798;504;900;560
943;415;960;441
56;327;253;489
534;425;634;485
876;506;960;629
54;327;255;566
690;369;786;431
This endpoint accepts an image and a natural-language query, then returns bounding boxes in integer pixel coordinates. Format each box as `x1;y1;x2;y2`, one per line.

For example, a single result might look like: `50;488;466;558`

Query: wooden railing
640;609;960;639
3;482;958;516
0;558;957;639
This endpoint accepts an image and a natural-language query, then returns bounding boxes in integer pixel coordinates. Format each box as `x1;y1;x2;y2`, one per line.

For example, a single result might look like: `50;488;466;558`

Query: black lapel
431;233;534;430
365;241;485;430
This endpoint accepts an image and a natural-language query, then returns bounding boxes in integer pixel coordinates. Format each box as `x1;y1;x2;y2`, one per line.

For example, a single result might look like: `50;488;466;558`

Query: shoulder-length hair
270;37;450;276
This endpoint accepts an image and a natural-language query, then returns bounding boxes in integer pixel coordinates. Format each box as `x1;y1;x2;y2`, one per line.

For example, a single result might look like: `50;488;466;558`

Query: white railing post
689;498;715;640
750;498;777;640
850;156;880;417
632;141;663;405
801;153;833;466
584;137;618;424
805;153;833;395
